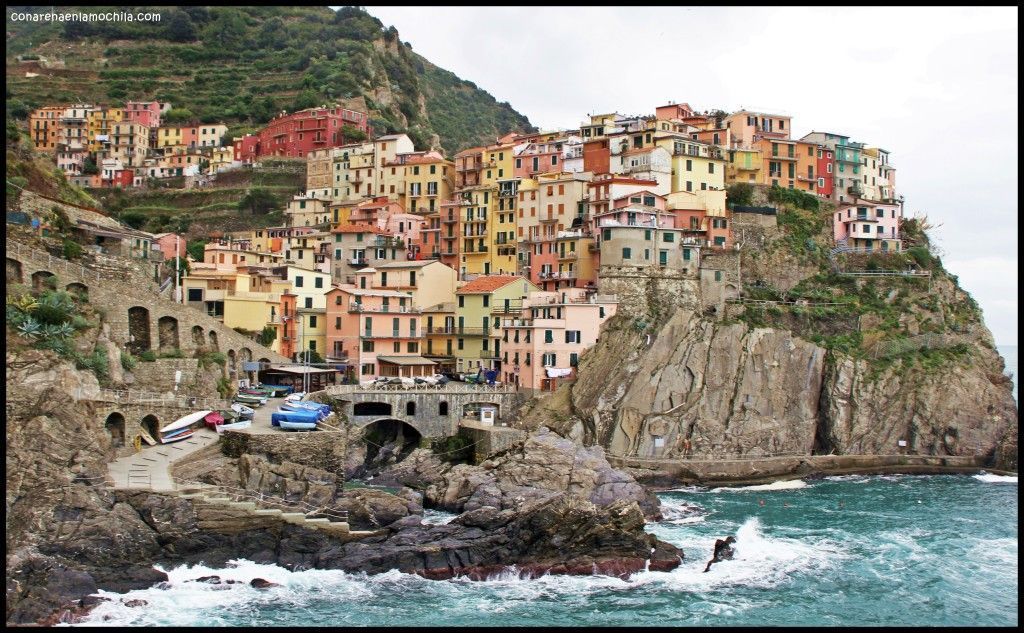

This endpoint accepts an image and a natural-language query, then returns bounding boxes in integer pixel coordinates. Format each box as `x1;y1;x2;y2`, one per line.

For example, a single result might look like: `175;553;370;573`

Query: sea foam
712;479;808;493
973;472;1018;484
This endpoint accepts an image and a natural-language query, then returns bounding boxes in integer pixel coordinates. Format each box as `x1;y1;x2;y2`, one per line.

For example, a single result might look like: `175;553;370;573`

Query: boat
161;410;213;434
204;411;225;429
280;401;331;417
257;384;294;396
216;420;252;432
284;392;306;402
279;420;317;431
231;403;255;418
271;409;321;427
159;426;193;440
234;394;267;405
138;429;158;446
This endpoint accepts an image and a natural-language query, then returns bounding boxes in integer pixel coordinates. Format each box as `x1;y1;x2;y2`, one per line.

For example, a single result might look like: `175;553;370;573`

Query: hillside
5;6;536;155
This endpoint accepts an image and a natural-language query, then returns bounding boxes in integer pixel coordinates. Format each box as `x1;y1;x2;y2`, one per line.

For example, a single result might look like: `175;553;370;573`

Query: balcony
539;215;558;223
426;326;490;336
463;245;489;254
441;216;458;224
375;236;406;249
360;330;420;339
559;251;579;260
464;215;488;224
348;303;421;314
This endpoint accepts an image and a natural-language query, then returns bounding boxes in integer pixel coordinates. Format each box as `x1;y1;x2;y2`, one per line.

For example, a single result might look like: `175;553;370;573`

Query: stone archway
66;282;88;301
192;325;205;347
7;258;23;284
104;412;126;448
360;418;423;464
354;401;393;416
158;316;180;353
140;414;160;442
31;270;56;292
238;347;253;363
463;401;500;418
208;330;219;351
227;349;237;375
127;306;152;355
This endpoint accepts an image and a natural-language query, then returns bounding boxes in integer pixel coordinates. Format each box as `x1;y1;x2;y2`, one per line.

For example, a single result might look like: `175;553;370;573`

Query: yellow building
209;146;234;174
403;152;454;215
222;271;292;354
725;148;762;185
422;301;456;372
332;141;377;202
87;107;122;152
282;265;332;360
368;260;459;308
659;137;727;215
454;275;539;373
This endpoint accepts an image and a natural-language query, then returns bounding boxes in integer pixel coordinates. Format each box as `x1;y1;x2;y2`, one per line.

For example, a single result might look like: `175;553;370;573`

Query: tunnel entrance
360;419;422;472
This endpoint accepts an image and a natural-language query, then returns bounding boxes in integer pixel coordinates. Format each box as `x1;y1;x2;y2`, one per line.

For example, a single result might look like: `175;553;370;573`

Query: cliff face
566;306;1015;463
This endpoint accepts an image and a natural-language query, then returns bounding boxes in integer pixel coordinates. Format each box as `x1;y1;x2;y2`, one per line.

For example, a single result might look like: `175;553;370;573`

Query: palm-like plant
7;294;39;314
17;316;42;339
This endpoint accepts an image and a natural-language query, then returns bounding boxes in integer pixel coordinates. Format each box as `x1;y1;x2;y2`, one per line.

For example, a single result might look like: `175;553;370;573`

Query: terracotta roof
330;223;384;234
456;275;523;294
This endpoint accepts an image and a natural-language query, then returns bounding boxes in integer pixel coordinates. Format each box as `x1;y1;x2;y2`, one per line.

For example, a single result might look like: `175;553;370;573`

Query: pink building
326;281;434;380
498;288;618;392
833;202;902;251
151;233;187;260
123;101;163;129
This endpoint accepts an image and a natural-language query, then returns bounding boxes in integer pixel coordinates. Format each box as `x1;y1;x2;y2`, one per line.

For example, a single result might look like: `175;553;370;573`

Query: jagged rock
425;427;661;519
249;578;280;589
333;489;411;529
122;599;148;607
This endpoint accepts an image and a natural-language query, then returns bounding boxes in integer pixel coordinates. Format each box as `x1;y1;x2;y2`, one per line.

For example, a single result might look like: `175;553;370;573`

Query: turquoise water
75;474;1017;627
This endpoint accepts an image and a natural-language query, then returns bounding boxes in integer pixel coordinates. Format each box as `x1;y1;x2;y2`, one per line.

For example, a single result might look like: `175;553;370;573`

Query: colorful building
233;105;373;162
832;202;902;251
454;275;539;374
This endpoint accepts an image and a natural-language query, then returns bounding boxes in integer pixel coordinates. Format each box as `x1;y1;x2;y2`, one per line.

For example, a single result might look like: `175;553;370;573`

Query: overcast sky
364;6;1018;345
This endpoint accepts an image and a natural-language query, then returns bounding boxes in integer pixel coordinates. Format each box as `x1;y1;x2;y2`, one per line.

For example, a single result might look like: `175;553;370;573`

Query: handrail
94;388;231;410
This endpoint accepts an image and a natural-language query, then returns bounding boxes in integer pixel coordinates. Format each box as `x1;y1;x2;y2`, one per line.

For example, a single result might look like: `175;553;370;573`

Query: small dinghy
279;420;317;431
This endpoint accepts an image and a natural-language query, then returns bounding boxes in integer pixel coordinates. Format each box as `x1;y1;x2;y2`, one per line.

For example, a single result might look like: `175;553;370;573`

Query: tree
238;188;278;216
292;88;319;111
82;155;99;175
167;256;190;284
120;211;147;229
726;183;754;207
166;10;197;42
258;325;277;347
340;124;367;143
186;239;207;262
164;108;195;124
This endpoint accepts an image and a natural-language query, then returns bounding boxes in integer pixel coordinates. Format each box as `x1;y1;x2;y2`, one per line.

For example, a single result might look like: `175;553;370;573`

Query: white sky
363;6;1018;345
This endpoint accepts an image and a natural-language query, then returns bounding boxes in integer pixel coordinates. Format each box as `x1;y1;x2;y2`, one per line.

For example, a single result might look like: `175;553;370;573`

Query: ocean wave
659;498;708;525
973;472;1018;484
665;485;712;493
824;475;870;483
421;509;459;525
633;517;845;592
711;479;808;493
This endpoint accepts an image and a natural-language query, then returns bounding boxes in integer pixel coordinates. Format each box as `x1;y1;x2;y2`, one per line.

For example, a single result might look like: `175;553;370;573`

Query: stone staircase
169;485;378;539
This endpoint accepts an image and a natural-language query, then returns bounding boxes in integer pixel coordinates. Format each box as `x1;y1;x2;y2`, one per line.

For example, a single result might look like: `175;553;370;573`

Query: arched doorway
191;325;205;347
127;307;152;355
7;258;23;284
208;330;219;351
31;270;56;292
354;401;392;416
227;349;237;375
66;282;88;301
104;412;126;448
405;401;416;416
140;414;160;442
158;316;180;353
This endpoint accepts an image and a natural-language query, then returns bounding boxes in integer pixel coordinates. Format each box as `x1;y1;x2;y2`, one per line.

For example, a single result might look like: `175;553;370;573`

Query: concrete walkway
107;426;221;491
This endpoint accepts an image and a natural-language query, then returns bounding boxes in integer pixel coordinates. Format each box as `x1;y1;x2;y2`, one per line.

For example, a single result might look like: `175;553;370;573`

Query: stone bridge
316;383;519;439
6;240;288;379
89;388;231;455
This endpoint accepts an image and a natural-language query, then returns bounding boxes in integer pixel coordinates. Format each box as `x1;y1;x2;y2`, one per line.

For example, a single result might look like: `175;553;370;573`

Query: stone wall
128;358;222;396
698;249;741;312
7;240;288;369
220;430;349;480
16;190;122;231
458;421;528;463
597;266;701;320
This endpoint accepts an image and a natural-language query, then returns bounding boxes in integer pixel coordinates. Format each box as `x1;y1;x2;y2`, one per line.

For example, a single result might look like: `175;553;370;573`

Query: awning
265;365;339;374
376;355;437;366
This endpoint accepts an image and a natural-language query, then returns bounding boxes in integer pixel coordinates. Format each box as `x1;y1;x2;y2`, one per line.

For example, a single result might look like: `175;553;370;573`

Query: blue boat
271;409;321;427
279;420;317;431
280;401;331;418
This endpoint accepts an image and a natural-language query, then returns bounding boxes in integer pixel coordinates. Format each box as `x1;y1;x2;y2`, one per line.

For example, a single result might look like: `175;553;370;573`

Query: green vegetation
139;350;158;362
431;434;473;464
62;238;83;260
216;376;233;399
258;325;277;347
6;6;534;155
767;184;820;211
726;183;754;206
238;187;278;216
120;352;138;371
159;348;185;359
198;350;227;368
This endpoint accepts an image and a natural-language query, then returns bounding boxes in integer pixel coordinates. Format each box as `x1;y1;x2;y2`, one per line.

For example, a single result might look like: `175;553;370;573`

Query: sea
72;474;1018;627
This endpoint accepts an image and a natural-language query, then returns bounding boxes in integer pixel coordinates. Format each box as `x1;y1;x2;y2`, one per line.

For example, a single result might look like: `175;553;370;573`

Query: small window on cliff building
653;437;664;448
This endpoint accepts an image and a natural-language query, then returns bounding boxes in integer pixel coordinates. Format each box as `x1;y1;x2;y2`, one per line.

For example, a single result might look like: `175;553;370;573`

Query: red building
816;146;835;199
123;101;163;128
582;139;610;174
233;106;373;162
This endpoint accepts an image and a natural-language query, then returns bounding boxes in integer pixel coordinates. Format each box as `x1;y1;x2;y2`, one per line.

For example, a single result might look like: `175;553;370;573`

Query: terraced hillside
5;6;535;154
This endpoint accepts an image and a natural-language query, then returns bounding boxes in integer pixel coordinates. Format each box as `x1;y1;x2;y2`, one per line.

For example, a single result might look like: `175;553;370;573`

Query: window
482;295;490;307
683;248;691;261
545;329;554;343
570;353;579;367
361;363;374;376
304;297;313;309
603;228;611;240
818;177;825;187
659;250;668;266
565;330;581;343
714;270;722;281
686;159;692;171
458;338;464;350
335;317;341;329
663;232;675;243
876;208;884;218
643;195;655;206
686;181;693;192
645;229;651;240
315;277;323;288
187;288;203;301
708;163;715;174
309;315;317;328
458;296;465;308
622;247;632;260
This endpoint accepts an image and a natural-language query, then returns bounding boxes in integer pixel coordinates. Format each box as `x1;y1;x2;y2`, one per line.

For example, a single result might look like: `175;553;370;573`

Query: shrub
62;238;83;260
120;352;137;371
430;434;473;464
139;350;158;362
726;183;754;207
199;351;227;368
160;348;185;359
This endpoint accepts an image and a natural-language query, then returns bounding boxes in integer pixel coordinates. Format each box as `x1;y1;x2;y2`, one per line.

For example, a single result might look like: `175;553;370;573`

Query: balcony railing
375;236;406;249
350;258;368;266
360;330;421;339
425;326;490;336
558;251;579;260
348;303;421;314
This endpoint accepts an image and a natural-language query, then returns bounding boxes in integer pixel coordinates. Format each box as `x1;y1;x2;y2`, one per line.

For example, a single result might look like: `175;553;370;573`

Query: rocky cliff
545;197;1017;469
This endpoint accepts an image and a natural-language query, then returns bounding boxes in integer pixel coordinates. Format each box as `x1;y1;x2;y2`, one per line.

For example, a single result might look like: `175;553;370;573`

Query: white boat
160;410;212;434
284;392;306;402
216;420;252;433
231;403;255;417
